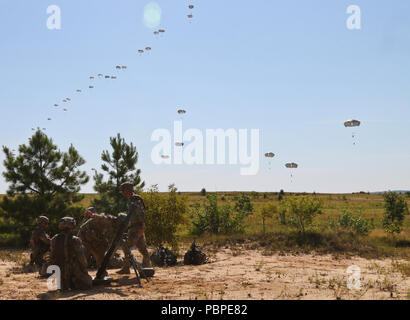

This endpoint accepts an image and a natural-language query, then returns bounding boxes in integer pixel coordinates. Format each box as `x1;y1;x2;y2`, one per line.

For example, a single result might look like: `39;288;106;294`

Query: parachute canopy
89;85;94;89
175;142;184;147
187;14;193;18
188;5;194;9
178;109;186;115
285;163;298;169
116;66;121;70
98;74;103;78
161;155;170;159
344;120;361;128
76;89;81;92
265;152;275;158
145;47;151;51
54;104;58;107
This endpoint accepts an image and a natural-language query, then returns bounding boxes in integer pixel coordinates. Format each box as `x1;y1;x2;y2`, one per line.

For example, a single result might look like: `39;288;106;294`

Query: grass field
75;191;410;259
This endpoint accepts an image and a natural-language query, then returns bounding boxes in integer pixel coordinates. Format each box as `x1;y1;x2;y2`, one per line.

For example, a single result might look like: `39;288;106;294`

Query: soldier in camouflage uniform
77;207;124;272
29;216;51;276
117;182;152;274
50;217;92;291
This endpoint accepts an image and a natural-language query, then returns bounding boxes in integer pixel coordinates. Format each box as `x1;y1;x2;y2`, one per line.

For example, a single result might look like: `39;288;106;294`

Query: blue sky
1;0;410;193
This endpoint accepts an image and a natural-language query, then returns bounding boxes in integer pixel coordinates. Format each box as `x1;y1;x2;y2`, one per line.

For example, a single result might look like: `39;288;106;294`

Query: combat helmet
58;217;76;231
120;181;134;192
37;216;49;224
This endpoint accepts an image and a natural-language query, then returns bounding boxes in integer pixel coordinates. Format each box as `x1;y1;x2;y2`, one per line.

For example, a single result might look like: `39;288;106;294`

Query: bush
190;195;248;236
328;211;374;236
142;184;187;250
280;196;323;235
382;192;409;235
234;193;254;216
259;202;278;234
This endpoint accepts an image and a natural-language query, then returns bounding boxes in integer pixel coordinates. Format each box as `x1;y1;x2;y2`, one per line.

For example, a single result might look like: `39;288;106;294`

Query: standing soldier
29;216;51;276
78;207;124;272
117;182;152;274
50;217;92;291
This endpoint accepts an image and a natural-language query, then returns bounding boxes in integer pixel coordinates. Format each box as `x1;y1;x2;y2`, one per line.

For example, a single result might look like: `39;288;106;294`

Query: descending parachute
76;89;81;93
175;142;184;147
159;29;165;33
344;119;361;146
161;155;170;159
89;85;94;89
121;66;127;70
66;98;71;101
47;118;52;121
154;31;159;36
116;66;121;70
265;152;275;170
54;104;59;107
285;162;298;182
145;47;151;52
105;75;110;79
90;76;94;80
63;108;67;111
285;163;298;169
98;74;103;78
138;49;144;55
177;109;186;115
62;99;67;102
189;5;194;9
111;76;117;79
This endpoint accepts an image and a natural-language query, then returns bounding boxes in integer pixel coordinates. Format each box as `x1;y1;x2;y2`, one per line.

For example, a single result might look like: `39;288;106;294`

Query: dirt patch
0;249;408;300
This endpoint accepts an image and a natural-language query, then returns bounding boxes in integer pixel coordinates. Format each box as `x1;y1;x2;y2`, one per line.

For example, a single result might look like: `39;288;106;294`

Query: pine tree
92;133;145;214
0;130;89;246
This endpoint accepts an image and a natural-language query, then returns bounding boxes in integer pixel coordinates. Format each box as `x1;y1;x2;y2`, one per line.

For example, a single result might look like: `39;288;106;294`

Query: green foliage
0;193;85;247
92;133;144;214
280;196;323;235
234;193;254;216
251;191;259;199
2;130;88;196
382;192;409;235
0;131;88;247
328;211;374;236
142;185;187;250
190;195;249;236
259;202;278;234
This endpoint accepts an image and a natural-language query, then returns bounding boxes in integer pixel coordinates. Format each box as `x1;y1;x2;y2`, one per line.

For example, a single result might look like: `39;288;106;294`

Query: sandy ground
0;248;408;300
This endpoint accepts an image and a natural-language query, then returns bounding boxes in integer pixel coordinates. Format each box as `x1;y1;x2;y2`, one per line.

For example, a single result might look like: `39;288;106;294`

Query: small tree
200;188;207;196
1;130;88;246
92;133;144;214
234;193;254;216
280;196;323;235
259;202;277;234
382;192;409;236
142;184;187;250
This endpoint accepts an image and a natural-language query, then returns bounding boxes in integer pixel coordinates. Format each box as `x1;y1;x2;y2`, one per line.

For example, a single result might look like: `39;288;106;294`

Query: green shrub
280;196;323;235
382;192;409;235
328;211;374;236
259;202;278;234
142;184;187;250
234;193;254;216
190;195;248;236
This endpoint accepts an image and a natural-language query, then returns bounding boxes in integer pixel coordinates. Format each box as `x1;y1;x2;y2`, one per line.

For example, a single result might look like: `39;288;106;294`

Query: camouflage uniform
29;216;51;276
78;213;121;270
50;217;92;291
118;191;152;274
